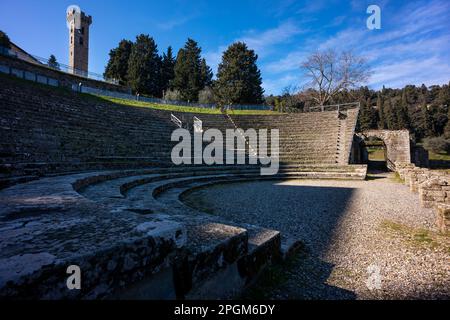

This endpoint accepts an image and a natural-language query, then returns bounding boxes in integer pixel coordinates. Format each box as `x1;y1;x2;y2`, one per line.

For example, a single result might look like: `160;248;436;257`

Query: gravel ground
183;173;450;299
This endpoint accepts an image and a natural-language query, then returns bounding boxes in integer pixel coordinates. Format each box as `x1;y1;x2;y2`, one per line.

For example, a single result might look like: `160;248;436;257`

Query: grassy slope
99;96;279;115
0;73;278;115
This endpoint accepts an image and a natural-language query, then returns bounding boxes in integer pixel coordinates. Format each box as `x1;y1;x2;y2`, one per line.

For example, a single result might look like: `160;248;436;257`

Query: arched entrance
353;130;411;171
364;137;388;171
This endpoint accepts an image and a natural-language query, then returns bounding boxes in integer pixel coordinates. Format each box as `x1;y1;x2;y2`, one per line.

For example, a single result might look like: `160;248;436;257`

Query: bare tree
301;50;370;106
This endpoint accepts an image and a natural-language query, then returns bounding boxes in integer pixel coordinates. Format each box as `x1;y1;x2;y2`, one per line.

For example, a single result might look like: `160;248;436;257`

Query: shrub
198;87;216;104
423;136;450;154
163;89;182;101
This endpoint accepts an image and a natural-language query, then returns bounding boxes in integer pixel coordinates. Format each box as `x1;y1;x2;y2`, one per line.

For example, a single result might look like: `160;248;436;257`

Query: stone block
436;205;450;234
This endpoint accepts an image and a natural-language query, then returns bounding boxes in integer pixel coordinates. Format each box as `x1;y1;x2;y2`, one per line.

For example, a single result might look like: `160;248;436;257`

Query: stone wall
395;162;450;233
363;130;411;168
0;54;129;93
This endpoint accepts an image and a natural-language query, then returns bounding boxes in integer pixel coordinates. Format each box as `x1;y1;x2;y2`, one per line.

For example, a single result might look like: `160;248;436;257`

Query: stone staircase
335;109;360;165
1;74;362;183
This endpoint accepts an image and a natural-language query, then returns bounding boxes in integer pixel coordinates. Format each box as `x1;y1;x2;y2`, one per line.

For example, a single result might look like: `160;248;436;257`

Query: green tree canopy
161;46;176;93
200;58;213;87
48;54;60;70
104;39;133;85
127;34;162;97
214;42;264;105
173;38;209;101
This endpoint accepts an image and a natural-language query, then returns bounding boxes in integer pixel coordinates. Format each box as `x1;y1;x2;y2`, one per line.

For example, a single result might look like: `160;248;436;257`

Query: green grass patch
390;172;405;184
97;96;278;115
0;73;277;115
381;219;449;251
367;148;386;161
428;151;450;161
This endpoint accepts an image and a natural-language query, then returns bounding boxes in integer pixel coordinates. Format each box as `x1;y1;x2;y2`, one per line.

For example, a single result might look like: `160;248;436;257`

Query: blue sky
1;0;449;95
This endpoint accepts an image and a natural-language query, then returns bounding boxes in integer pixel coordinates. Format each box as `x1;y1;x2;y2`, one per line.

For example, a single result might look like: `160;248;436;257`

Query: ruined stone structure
0;74;370;299
396;163;450;234
67;8;92;76
355;130;411;170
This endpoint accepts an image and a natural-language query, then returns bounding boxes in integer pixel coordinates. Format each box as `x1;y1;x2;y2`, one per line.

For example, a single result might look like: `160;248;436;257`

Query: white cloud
204;20;306;76
264;0;450;93
205;0;450;95
237;20;304;55
263;74;301;95
156;14;198;30
369;56;450;89
264;50;307;73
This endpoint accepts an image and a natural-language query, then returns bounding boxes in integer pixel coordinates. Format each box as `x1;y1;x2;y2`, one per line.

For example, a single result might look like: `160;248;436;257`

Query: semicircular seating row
0;163;366;299
0;74;366;299
0;74;365;190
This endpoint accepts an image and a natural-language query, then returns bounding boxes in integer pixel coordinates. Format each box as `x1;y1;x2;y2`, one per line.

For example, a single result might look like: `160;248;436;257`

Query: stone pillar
435;204;450;234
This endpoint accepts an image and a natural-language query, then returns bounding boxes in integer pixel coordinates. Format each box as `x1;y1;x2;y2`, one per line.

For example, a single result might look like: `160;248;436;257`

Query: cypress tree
127;34;162;97
104;39;133;85
200;58;213;87
48;54;60;70
161;46;175;93
214;42;264;105
173;38;207;102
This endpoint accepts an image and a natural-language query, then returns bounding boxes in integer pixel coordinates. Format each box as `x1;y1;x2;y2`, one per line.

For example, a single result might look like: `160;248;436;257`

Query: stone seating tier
1;75;359;178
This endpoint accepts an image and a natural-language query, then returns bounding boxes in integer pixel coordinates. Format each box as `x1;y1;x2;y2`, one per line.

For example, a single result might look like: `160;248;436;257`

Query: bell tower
66;6;92;76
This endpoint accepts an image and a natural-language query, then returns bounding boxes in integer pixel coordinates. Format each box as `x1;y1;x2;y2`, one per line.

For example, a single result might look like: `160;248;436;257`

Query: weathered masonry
352;129;428;170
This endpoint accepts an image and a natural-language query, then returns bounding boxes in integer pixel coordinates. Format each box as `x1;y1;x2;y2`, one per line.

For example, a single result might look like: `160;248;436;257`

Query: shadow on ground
182;181;358;299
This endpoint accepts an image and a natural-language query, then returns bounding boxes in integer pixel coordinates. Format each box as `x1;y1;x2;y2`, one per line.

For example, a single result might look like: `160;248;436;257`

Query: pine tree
173;38;207;102
214;42;264;105
127;34;162;97
200;58;213;87
173;48;188;99
104;39;133;85
161;46;175;93
48;54;60;70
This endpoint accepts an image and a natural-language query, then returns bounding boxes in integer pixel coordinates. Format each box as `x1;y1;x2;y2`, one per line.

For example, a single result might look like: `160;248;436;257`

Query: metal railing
30;54;119;85
193;116;203;133
1;46;271;111
139;95;271;111
0;46;118;85
171;113;182;128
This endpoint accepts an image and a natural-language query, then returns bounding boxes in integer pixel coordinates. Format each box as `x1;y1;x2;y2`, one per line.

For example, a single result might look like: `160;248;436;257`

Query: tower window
79;37;84;46
81;27;85;35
